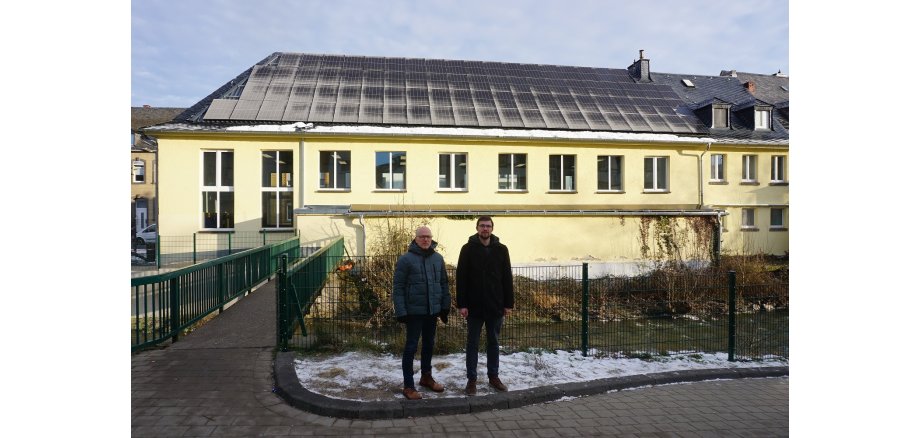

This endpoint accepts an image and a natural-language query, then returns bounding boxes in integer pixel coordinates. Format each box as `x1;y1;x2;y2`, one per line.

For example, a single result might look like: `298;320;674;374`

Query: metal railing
131;236;302;351
277;255;788;361
132;231;299;273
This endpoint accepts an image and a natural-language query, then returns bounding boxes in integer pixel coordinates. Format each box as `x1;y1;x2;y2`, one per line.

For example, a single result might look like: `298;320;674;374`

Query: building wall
155;133;788;259
131;151;157;232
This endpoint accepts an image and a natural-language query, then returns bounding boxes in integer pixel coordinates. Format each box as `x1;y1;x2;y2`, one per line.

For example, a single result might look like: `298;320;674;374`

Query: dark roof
175;52;703;135
162;52;788;144
653;72;789;141
132;107;186;132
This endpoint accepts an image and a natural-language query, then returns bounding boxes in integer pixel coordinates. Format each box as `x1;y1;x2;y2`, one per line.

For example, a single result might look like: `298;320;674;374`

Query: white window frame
755;109;771;130
712;106;730;128
742;155;757;182
644;156;669;192
319;151;351;190
201;150;234;230
771;155;787;182
262;150;294;229
741;208;756;230
498;153;527;191
375;151;406;190
549;154;576;191
770;207;787;229
597;155;624;192
132;159;145;184
438;152;467;191
710;154;725;181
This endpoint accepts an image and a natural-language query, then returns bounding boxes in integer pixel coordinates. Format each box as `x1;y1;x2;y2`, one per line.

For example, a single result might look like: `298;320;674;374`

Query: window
710;154;725;181
644;156;669;191
438;153;467;190
498;153;527;190
771;155;786;182
755;109;771;129
132;159;145;183
742;208;756;229
549;154;576;191
202;151;234;229
376;151;406;190
597;155;623;191
742;155;757;182
770;208;787;229
262;150;294;228
319;151;351;189
713;106;729;128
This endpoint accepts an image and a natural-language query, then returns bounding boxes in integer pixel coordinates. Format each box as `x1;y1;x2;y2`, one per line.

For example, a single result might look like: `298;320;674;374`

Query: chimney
744;81;756;94
628;49;651;83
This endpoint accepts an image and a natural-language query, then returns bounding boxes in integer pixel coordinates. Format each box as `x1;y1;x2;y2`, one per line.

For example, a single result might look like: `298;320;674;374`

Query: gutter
336;209;728;218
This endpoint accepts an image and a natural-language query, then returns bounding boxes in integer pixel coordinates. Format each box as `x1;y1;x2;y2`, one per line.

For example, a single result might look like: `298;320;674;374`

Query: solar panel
213;53;706;133
203;99;237;120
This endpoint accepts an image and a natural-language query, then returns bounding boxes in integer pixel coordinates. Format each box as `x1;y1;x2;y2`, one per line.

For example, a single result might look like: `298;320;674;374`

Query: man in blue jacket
456;216;514;396
392;226;451;400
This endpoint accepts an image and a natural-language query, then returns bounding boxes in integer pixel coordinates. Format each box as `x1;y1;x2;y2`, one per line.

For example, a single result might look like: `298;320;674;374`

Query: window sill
547;190;577;194
708;180;728;185
260;228;295;233
373;189;407;193
437;189;468;193
769;227;788;232
497;189;528;193
769;181;789;186
316;189;351;193
643;190;670;194
740;227;759;232
198;229;235;233
596;190;625;194
739;181;760;186
132;181;145;184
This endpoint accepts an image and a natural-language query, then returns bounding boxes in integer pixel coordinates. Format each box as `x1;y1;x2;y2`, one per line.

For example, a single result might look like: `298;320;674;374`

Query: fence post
156;235;161;269
193;233;197;264
170;277;180;343
581;262;589;357
278;254;289;351
728;270;736;362
228;233;232;257
217;263;225;314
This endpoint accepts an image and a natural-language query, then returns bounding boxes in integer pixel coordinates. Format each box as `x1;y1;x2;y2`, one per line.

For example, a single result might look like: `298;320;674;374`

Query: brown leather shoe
488;376;507;392
402;387;422;400
465;379;477;396
419;373;444;392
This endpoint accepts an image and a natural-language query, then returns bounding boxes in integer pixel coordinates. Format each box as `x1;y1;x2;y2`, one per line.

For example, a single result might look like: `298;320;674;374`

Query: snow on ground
294;350;787;401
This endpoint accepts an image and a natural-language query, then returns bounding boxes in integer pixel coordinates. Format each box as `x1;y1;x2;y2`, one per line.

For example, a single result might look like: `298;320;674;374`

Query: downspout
700;142;711;209
298;138;305;207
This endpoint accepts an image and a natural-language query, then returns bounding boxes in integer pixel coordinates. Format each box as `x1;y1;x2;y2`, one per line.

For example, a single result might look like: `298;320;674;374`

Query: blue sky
132;0;789;108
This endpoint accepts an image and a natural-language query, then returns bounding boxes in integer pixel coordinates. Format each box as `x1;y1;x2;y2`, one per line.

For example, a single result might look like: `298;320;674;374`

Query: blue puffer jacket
392;240;451;317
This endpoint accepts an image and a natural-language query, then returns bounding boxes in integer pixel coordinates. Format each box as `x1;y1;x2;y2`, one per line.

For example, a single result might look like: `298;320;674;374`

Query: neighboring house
131;106;185;238
143;52;788;271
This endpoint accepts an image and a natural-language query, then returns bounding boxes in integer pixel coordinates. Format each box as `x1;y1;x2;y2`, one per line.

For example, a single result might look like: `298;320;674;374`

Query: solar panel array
202;53;701;134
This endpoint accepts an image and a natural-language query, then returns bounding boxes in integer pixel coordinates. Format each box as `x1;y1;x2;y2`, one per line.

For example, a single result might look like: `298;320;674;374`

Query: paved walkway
132;278;789;437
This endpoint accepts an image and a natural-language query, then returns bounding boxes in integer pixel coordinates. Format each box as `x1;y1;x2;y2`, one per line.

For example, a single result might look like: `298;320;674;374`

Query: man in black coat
456;216;514;395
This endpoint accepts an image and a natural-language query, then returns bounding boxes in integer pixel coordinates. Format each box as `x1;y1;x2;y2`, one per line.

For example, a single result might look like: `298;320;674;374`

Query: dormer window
712;105;730;129
755;108;772;130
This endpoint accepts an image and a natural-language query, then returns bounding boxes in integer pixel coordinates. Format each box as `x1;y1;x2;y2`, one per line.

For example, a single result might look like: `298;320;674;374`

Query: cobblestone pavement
132;278;789;437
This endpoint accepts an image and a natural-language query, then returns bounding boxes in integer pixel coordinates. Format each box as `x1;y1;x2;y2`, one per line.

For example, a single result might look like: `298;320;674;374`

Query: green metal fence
131;236;302;351
276;255;788;361
132;231;299;272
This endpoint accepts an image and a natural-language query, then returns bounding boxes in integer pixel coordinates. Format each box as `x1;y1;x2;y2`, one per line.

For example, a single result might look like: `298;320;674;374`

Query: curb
273;351;788;420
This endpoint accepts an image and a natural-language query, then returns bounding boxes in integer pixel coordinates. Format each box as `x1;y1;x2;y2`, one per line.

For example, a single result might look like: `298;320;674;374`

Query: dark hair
476;215;493;226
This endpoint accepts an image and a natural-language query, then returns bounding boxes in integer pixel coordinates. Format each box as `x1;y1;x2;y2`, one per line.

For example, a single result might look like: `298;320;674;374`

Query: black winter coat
456;234;514;319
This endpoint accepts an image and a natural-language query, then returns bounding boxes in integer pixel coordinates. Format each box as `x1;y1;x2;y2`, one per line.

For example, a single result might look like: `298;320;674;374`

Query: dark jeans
466;315;504;380
402;315;438;389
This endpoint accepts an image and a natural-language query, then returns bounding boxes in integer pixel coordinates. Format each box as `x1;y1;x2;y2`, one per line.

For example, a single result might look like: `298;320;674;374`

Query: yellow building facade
154;128;787;267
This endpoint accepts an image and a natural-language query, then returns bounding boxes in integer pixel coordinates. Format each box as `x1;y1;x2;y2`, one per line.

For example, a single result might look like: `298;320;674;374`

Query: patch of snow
294;349;786;401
